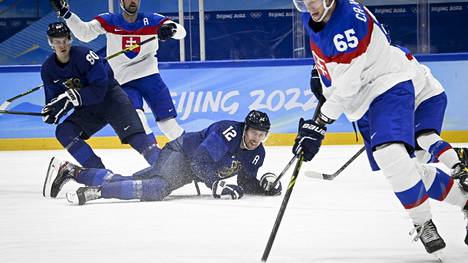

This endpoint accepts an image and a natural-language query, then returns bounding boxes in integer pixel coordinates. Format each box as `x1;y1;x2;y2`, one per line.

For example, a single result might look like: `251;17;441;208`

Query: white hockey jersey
65;12;186;85
302;0;416;121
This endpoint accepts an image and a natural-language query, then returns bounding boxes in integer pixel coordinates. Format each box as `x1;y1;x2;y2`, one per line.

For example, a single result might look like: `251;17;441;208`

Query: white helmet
120;0;141;15
292;0;335;22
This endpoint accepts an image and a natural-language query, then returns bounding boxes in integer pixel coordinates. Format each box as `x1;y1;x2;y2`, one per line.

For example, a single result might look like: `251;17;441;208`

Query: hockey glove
158;23;177;41
292;118;326;162
453;163;468;192
41;93;74;124
49;0;70;18
63;78;81;91
259;172;282;196
212;180;244;200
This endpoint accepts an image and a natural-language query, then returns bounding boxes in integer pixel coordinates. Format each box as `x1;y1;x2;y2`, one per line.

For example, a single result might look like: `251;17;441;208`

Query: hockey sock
157;118;184;141
127;133;161;165
418;164;467;208
415;150;435;164
56;122;105;168
374;143;432;225
417;133;460;169
101;177;169;201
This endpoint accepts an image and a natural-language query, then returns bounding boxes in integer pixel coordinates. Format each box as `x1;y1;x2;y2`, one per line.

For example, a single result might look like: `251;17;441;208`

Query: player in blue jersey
49;0;186;148
42;110;282;205
41;22;160;170
291;0;468;257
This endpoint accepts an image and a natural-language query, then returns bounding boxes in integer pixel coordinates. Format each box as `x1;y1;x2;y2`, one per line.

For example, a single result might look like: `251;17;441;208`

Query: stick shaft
0;110;42;116
261;155;303;262
330;146;365;177
304;146;365;180
2;37;157;105
272;155;297;186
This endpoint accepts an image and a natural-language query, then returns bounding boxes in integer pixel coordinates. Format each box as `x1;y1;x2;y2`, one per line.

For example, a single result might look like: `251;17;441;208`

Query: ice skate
43;157;81;198
66;186;102;205
410;219;446;259
453;162;468;192
463;203;468;246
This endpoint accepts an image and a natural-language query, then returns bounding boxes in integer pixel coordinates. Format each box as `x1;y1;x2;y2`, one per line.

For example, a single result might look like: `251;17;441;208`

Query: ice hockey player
291;0;468;258
43;110;282;205
41;22;160;168
49;0;187;146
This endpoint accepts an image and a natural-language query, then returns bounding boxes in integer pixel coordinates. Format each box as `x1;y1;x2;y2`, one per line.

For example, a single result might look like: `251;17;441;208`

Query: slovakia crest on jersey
122;36;141;59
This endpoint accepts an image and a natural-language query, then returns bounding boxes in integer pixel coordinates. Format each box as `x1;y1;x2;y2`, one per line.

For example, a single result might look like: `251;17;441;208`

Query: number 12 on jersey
222;126;237;141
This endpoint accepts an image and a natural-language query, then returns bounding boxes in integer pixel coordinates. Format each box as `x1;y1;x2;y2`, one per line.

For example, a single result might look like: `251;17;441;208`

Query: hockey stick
194;181;201;196
270;155;297;189
0;109;43;116
0;36;157;110
0;85;43;111
106;36;156;60
304;145;365;180
261;154;304;262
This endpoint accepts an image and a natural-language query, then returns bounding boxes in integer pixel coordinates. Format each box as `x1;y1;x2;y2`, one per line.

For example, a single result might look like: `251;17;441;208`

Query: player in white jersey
49;0;186;148
292;0;468;257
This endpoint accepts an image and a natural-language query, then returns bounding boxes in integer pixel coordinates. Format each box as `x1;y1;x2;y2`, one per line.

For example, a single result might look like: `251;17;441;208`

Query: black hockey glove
49;0;70;18
212;180;244;200
42;93;73;124
292;118;326;162
158;23;177;41
310;67;325;103
259;172;282;196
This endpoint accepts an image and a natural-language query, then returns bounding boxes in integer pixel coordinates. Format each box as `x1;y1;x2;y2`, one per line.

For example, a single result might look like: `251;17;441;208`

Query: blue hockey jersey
181;120;265;188
41;46;117;105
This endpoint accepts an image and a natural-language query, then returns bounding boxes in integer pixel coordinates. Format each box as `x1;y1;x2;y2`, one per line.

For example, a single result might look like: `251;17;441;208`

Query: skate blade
66;191;79;205
43;157;60;198
432;250;444;262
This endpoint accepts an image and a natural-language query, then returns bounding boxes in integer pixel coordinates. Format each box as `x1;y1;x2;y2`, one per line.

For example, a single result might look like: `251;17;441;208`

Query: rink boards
0;55;467;150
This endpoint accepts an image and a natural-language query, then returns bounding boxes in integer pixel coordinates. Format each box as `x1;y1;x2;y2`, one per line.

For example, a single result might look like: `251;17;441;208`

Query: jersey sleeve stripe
95;16;160;35
158;17;170;26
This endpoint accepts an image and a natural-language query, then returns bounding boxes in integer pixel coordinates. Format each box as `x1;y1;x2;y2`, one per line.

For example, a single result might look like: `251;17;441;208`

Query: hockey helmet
47;22;71;39
292;0;335;22
244;110;271;132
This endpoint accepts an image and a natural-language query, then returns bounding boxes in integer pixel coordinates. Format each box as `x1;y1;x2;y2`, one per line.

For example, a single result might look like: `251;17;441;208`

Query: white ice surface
1;144;468;263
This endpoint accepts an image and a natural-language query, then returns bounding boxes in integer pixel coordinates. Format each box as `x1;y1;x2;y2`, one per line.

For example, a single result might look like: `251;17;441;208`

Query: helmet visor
292;0;322;13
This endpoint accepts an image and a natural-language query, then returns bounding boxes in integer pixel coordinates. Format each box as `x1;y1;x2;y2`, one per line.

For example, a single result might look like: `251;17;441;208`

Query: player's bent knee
373;143;413;179
55;122;81;145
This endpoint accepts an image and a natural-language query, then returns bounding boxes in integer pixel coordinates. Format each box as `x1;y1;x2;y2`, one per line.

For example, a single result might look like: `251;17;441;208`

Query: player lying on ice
43;110;282;205
291;0;468;259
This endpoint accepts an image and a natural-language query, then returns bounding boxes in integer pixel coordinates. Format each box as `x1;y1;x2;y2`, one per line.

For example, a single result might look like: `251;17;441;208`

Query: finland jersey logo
122;36;141;59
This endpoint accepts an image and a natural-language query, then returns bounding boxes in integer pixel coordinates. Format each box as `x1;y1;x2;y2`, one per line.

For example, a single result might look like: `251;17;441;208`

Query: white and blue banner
1;55;468;139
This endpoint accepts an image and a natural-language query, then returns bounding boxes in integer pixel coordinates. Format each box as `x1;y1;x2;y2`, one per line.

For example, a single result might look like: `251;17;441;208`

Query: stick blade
304;170;336;180
0;101;10;111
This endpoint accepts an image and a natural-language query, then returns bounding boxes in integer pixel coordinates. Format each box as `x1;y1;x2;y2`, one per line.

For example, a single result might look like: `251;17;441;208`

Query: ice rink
1;144;468;263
